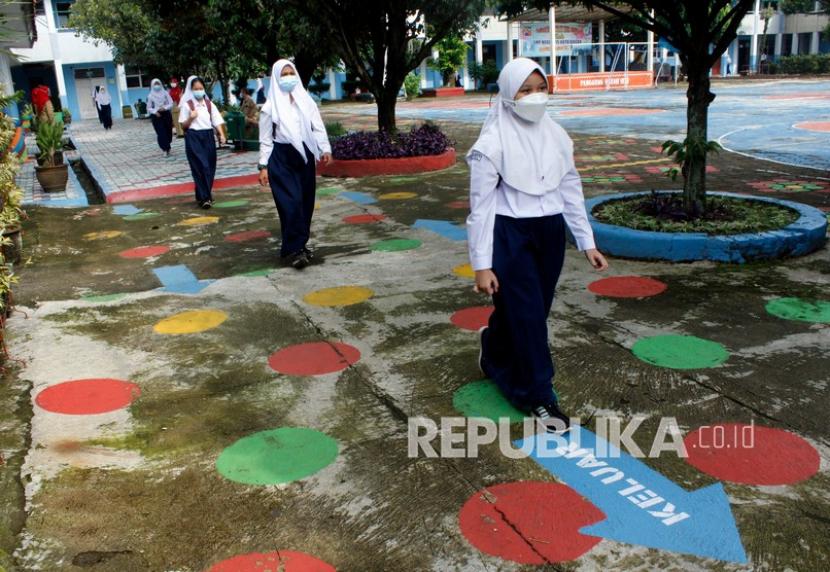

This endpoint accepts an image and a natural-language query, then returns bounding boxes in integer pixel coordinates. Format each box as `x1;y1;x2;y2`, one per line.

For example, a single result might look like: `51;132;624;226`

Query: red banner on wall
548;71;653;92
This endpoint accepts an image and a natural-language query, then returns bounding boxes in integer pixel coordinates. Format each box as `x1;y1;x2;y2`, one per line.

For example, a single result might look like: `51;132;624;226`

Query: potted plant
0;185;23;265
35;120;69;192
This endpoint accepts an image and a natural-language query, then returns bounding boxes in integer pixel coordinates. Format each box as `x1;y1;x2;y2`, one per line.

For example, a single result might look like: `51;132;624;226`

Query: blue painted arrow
413;219;467;241
153;265;213;294
113;204;142;216
515;426;747;563
339;191;377;205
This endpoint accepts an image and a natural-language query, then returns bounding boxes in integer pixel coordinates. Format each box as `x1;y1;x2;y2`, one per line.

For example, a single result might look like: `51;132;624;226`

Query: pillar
811;31;820;54
506;20;514;62
327;67;337;100
548;6;557;75
420;59;428;89
599;19;606;72
791;32;798;55
750;0;760;71
774;33;783;58
475;28;483;65
646;11;655;75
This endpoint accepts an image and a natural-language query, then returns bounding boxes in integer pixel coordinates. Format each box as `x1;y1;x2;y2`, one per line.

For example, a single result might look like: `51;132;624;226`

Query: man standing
169;77;184;137
239;86;259;140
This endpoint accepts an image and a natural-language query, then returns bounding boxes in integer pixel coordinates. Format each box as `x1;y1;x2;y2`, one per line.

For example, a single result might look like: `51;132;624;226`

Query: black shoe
531;402;570;434
478;326;487;375
200;199;213;210
290;251;309;270
302;246;314;260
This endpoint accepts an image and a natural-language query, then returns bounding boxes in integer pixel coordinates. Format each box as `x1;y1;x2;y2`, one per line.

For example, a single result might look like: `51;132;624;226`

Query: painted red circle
450;306;494;331
794;121;830;133
459;481;605;564
225;230;272;243
684;423;819;486
35;378;141;415
588;276;667;298
119;245;170;259
268;341;361;376
343;214;386;224
447;200;470;209
207;550;335;572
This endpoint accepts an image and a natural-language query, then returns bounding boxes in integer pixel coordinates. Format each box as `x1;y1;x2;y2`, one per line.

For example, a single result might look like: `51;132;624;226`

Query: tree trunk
376;90;397;132
294;50;322;87
683;59;715;216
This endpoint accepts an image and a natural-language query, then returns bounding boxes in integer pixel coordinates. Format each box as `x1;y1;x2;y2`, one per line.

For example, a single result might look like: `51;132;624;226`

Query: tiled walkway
68;119;258;202
17;132;87;208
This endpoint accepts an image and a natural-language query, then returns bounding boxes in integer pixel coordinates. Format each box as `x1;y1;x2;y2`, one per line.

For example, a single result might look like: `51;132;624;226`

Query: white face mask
507;92;549;122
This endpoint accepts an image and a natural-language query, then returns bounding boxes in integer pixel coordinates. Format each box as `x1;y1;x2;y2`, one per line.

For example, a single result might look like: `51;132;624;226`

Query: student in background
95;86;113;130
169;77;184;137
257;60;332;269
93;86;104;124
179;76;226;209
147;78;174;156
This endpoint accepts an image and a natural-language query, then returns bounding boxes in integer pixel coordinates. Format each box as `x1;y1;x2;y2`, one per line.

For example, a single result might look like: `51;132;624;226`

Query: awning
503;4;633;23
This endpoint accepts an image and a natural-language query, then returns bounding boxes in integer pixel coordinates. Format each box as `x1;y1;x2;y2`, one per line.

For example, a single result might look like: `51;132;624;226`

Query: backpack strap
186;98;214;127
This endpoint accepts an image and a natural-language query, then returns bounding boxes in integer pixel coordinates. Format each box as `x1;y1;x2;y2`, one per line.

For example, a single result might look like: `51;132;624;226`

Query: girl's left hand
584;248;609;271
320;152;333;166
219;135;227;145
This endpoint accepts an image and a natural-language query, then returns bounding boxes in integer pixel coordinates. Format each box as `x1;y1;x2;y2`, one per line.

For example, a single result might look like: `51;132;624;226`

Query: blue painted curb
585;191;827;263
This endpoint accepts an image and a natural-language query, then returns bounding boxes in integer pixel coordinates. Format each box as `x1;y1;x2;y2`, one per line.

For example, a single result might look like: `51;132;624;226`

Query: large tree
499;1;756;216
70;0;338;101
292;0;487;131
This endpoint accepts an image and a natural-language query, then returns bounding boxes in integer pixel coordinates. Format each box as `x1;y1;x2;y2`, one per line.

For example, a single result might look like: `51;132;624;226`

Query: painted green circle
213;199;249;208
371;238;422;252
632;335;729;369
453;379;525;423
216;427;338;485
238;267;276;277
82;293;127;303
387;176;419;184
765;297;830;323
124;211;160;221
317;187;341;197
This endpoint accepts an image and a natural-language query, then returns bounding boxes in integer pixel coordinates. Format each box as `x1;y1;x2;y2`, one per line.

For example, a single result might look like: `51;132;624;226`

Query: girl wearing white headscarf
257;59;332;270
147;78;174;156
95;85;113;130
467;58;608;432
93;86;103;124
178;76;226;208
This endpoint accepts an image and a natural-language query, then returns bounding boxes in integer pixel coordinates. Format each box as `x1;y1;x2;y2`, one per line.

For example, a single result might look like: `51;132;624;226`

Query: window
73;68;105;80
54;0;75;30
125;66;151;89
798;32;813;55
781;33;793;56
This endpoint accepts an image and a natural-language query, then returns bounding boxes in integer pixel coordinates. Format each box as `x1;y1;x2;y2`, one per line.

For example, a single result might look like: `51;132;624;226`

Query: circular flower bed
585;191;827;262
318;123;456;177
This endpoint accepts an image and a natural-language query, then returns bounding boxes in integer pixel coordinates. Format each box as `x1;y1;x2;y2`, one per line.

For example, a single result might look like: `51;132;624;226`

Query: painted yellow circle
153;309;228;335
453;263;475;279
303;286;374;307
379;192;417;200
178;216;220;226
83;230;123;241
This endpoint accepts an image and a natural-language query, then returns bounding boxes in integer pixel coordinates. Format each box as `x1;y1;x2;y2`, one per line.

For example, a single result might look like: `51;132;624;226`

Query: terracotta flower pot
35;163;69;193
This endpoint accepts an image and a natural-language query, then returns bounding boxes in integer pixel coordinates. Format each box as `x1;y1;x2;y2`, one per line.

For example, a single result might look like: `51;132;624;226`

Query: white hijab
180;75;209;108
95;86;112;106
147;78;170;109
264;59;321;162
468;58;573;196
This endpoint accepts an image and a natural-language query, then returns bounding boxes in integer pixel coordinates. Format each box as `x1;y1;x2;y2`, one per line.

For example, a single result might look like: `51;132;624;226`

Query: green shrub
775;54;830;74
325;121;346;137
404;72;420;101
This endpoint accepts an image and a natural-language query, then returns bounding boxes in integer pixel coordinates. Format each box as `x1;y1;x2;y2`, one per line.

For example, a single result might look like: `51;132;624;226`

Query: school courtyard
1;79;829;571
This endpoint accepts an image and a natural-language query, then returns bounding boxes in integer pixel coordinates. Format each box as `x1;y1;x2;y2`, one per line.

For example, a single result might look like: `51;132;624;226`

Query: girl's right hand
190;109;199;119
258;169;268;187
474;269;499;295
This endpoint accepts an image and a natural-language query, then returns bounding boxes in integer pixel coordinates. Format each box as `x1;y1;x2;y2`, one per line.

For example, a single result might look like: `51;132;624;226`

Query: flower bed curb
422;87;466;97
318;148;456;178
585;191;827;262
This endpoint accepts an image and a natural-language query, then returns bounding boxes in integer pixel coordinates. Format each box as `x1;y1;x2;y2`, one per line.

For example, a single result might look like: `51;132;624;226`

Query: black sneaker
531;402;570;434
478;326;487;375
201;199;214;210
290;251;309;270
303;246;314;260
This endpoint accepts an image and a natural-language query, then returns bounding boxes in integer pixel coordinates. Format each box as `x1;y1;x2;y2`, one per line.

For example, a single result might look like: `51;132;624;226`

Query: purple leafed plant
331;123;453;160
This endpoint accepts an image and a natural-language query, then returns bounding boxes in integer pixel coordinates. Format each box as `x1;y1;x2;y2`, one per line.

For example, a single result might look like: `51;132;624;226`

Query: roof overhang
503;4;633;23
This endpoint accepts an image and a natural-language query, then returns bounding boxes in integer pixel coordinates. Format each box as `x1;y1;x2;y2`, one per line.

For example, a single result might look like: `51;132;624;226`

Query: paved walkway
1;97;828;572
68;119;258;203
17;133;87;208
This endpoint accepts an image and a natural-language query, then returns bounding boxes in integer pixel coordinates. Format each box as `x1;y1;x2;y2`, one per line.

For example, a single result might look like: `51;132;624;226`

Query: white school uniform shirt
178;99;225;131
466;151;596;271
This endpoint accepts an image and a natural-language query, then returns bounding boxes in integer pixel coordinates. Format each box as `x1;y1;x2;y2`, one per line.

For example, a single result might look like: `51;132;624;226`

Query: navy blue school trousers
184;128;217;203
480;213;566;411
151;109;173;152
267;142;316;257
